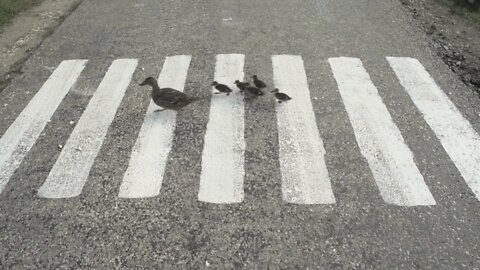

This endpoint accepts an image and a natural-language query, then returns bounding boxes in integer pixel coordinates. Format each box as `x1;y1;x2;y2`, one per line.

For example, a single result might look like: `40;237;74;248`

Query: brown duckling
140;77;203;112
245;85;264;97
252;75;267;89
212;81;233;95
271;88;292;103
234;80;250;92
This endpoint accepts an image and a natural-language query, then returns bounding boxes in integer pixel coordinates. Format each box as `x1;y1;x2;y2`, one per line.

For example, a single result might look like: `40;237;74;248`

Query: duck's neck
150;81;162;95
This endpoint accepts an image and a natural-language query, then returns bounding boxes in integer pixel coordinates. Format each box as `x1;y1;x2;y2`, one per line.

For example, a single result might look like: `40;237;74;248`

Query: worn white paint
388;57;480;201
37;59;138;198
272;55;335;204
0;60;87;193
329;57;436;206
118;55;191;198
198;54;245;204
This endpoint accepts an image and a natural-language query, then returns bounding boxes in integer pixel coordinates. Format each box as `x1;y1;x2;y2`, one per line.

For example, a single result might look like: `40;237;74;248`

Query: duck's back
246;86;264;96
254;79;267;88
151;87;189;109
275;92;291;100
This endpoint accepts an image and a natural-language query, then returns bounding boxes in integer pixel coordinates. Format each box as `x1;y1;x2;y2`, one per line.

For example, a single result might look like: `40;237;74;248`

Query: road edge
398;0;480;97
0;0;85;94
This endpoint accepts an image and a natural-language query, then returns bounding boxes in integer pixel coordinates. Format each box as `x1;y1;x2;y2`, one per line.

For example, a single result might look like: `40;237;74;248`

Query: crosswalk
118;56;191;198
387;57;480;204
0;60;87;193
38;59;138;198
1;54;479;206
198;54;246;204
272;55;335;204
330;57;435;206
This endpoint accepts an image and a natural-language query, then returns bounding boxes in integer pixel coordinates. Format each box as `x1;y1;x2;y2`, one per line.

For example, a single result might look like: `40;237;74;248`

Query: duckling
140;77;203;112
212;81;233;95
245;85;264;97
234;80;250;93
271;88;292;103
252;75;267;89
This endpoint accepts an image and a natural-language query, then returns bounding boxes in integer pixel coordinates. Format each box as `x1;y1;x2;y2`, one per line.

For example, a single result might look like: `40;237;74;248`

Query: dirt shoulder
0;0;83;92
399;0;480;96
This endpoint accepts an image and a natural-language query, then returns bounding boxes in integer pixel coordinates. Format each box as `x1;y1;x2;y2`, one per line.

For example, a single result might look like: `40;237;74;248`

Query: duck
252;75;267;89
212;81;233;95
140;77;203;112
271;88;292;103
234;80;250;92
245;85;264;97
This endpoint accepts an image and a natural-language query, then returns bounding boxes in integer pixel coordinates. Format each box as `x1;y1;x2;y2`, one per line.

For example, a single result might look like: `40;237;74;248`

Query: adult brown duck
140;77;203;112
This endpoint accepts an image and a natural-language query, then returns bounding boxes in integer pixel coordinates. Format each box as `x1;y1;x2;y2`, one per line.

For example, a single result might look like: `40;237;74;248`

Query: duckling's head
140;77;157;86
234;80;240;84
212;81;219;86
252;75;258;79
272;88;280;93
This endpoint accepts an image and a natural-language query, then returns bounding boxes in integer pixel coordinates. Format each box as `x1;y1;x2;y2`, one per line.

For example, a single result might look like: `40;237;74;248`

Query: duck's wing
217;84;232;92
158;88;189;103
247;87;263;96
255;79;267;88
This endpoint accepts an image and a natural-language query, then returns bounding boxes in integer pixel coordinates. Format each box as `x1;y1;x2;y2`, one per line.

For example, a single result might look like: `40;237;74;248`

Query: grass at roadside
440;0;480;25
0;0;43;28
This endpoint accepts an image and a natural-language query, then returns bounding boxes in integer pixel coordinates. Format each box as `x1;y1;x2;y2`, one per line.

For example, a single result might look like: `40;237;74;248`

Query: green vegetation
440;0;480;25
0;0;43;28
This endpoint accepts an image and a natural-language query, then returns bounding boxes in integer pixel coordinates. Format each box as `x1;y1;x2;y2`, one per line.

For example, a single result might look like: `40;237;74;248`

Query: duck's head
234;80;240;84
252;75;258;79
272;88;280;93
212;81;219;86
140;77;156;86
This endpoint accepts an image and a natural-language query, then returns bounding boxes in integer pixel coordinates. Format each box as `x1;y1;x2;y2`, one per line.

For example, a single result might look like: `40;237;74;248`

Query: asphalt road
1;0;480;268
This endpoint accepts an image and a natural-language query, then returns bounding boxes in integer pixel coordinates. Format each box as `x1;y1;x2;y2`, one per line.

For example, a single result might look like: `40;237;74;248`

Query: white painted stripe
329;57;436;206
272;55;336;204
37;59;138;198
0;60;87;193
118;55;191;198
198;54;245;204
388;57;480;201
